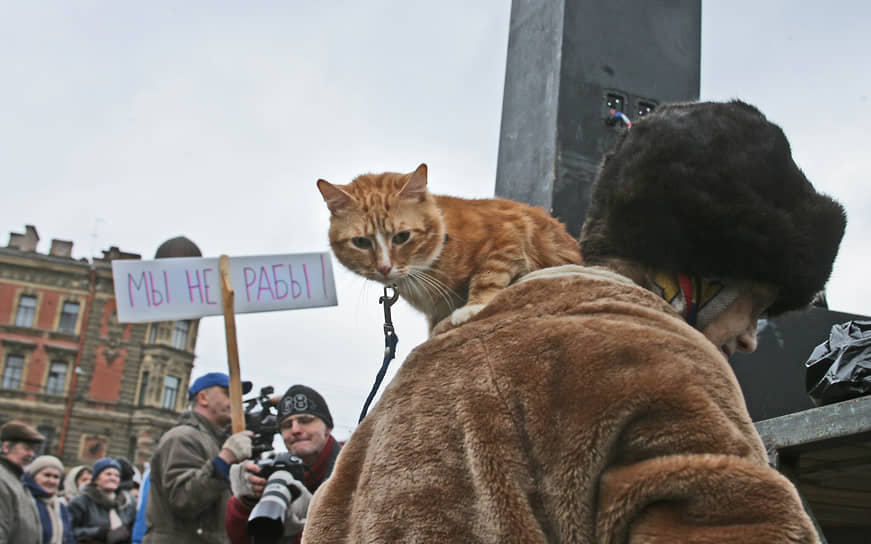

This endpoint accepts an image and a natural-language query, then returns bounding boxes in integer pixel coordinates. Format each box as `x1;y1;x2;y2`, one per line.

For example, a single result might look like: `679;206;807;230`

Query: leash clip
380;284;399;336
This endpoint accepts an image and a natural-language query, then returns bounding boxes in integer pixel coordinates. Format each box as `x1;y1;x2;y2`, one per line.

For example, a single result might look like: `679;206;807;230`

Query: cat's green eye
351;237;372;249
392;231;411;245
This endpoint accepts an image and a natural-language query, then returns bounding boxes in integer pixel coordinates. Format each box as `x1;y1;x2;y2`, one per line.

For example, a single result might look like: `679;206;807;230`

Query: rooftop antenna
88;217;104;261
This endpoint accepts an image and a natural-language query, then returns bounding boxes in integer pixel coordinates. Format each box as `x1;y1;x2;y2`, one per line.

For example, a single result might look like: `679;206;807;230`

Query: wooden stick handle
219;255;245;433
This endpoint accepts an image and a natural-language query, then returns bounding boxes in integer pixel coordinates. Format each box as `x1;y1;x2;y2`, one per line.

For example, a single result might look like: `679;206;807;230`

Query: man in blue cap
143;372;253;544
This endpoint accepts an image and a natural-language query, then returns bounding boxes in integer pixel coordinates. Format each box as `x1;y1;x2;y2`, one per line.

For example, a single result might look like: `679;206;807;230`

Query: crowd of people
1;375;339;544
1;100;848;543
1;421;145;544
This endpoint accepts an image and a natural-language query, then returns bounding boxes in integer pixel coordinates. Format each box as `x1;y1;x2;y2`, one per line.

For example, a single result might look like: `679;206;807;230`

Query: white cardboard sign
112;252;337;323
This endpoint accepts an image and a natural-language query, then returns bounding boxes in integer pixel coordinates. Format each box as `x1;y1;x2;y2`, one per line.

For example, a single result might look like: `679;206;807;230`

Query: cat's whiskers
406;266;462;309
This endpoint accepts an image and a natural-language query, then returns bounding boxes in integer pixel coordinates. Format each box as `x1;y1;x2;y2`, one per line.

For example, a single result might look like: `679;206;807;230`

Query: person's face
1;441;37;468
76;469;92;489
702;285;777;360
201;386;233;427
94;467;120;493
34;467;62;495
280;414;330;463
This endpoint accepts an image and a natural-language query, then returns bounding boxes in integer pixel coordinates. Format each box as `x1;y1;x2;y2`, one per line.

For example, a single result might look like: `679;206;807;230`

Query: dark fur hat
580;100;846;316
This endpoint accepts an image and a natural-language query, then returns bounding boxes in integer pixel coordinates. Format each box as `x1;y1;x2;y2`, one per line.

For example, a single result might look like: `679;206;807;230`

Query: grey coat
0;456;41;544
143;410;231;544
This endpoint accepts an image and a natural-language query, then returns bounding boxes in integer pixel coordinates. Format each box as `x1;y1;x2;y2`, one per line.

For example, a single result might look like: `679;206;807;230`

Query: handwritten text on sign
112;252;338;323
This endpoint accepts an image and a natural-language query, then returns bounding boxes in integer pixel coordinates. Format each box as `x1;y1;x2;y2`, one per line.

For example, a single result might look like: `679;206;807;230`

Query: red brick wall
37;290;61;330
24;345;47;393
0;284;15;323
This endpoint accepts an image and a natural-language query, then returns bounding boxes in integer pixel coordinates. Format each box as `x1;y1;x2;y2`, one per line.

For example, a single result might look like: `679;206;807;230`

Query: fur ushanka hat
580;100;846;316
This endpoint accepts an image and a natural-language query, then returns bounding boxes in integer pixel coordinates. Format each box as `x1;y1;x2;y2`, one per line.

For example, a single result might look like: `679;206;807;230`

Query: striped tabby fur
317;163;582;332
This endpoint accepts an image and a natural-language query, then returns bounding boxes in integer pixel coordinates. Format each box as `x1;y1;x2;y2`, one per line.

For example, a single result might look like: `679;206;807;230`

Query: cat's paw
450;304;485;326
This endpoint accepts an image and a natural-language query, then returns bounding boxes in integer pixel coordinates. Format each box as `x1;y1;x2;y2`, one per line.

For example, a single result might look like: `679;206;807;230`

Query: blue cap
188;372;253;400
92;457;122;481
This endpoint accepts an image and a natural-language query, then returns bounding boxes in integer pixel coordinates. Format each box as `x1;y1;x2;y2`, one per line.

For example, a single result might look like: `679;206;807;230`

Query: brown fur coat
303;266;818;543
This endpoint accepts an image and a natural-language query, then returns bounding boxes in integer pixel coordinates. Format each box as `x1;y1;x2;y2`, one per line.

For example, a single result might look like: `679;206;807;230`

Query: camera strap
358;284;399;423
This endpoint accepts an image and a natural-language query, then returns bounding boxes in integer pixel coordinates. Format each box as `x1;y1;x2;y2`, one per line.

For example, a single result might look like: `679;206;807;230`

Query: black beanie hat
580;100;847;316
277;385;333;429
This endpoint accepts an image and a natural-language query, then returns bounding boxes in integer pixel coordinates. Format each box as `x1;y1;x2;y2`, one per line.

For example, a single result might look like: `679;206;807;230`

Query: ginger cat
317;163;582;332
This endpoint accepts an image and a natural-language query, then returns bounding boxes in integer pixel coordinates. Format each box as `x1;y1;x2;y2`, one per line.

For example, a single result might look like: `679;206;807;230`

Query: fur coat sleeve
304;271;819;543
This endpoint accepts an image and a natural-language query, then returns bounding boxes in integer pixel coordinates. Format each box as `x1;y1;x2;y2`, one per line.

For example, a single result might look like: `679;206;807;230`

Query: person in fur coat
302;101;846;543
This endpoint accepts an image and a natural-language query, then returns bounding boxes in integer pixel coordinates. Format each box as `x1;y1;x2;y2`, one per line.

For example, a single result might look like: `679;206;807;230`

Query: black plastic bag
805;320;871;405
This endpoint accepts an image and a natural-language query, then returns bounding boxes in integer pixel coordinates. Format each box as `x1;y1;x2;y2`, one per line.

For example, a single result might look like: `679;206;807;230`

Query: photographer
226;385;341;544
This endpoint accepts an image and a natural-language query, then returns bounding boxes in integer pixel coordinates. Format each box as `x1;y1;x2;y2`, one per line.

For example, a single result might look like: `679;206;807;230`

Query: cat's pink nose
378;265;392;276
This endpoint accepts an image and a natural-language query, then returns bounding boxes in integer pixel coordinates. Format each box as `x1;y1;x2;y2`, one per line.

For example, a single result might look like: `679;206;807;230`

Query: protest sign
112;252;337;323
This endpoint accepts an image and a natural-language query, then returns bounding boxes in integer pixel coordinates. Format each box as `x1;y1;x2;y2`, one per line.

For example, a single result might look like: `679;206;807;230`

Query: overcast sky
2;1;869;441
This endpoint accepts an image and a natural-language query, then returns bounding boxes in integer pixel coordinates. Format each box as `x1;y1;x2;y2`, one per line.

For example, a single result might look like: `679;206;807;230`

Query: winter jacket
0;456;41;544
68;484;136;543
130;472;149;544
303;266;820;543
23;473;74;544
143;410;231;544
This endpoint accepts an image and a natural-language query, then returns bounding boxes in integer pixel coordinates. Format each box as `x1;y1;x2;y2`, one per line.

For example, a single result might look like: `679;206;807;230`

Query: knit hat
91;457;122;481
277;385;333;428
0;420;45;444
580;100;846;316
25;455;64;477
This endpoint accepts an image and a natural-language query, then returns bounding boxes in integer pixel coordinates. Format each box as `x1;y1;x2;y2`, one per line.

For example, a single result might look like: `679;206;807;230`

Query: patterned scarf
652;272;743;331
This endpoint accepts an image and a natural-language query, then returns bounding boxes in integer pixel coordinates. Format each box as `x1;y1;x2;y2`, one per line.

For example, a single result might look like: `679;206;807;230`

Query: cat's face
318;164;446;284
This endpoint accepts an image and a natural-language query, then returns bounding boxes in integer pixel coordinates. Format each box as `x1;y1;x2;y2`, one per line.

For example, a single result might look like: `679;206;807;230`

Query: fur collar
81;483;128;509
516;264;636;287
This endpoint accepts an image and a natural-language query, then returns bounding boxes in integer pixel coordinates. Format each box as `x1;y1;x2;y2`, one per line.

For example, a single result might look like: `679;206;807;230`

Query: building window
2;354;24;389
148;325;158;344
138;371;150;406
57;302;80;333
171;320;189;350
14;295;37;327
37;426;55;456
46;361;68;395
162;375;180;410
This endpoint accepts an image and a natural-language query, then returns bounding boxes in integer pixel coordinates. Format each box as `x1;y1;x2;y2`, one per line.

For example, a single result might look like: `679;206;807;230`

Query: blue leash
358;285;399;423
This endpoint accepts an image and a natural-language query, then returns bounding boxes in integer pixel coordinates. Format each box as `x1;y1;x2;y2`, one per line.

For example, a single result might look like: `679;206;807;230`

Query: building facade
0;225;202;469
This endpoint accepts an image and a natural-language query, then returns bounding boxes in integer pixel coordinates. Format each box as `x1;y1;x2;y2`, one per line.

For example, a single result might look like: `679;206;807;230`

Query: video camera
244;386;279;459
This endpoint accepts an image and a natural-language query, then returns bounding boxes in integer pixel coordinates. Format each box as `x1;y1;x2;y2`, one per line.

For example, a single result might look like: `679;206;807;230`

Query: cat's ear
399;163;428;200
317;179;355;215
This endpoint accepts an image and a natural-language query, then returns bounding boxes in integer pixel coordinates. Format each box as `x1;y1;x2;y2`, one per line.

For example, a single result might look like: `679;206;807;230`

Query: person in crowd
62;466;92;502
226;384;342;544
301;101;847;543
143;372;253;544
68;457;136;544
23;455;74;544
0;420;44;544
114;458;140;503
129;468;149;544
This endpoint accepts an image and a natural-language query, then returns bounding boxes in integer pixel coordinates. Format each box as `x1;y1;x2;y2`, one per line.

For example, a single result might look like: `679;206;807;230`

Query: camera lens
247;470;300;543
